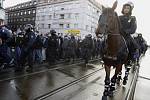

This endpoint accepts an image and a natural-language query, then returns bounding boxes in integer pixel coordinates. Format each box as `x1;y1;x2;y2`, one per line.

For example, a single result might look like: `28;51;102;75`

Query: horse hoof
108;91;114;97
103;91;109;96
123;80;127;85
102;96;107;100
116;79;120;85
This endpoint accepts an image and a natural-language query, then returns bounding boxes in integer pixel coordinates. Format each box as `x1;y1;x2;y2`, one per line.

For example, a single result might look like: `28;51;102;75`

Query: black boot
123;67;130;85
117;72;122;85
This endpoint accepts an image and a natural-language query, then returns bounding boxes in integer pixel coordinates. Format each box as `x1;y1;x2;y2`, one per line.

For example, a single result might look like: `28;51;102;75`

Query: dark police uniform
0;27;13;68
46;32;58;65
119;15;139;61
17;31;36;71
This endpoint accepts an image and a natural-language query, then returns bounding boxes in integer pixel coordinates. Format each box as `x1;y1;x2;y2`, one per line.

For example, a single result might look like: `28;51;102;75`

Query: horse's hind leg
117;71;122;85
117;64;124;85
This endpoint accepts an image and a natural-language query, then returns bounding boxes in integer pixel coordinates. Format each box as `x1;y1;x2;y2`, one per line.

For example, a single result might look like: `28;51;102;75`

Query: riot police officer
46;30;58;65
81;34;94;65
0;26;14;69
16;24;36;71
119;2;139;64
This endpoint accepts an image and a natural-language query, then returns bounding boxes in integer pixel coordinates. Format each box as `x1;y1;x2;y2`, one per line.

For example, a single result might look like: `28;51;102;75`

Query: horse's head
96;1;120;36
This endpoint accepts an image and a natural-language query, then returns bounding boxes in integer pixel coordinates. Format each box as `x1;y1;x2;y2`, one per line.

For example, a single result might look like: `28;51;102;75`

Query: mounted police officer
119;2;139;85
16;24;36;71
119;2;139;64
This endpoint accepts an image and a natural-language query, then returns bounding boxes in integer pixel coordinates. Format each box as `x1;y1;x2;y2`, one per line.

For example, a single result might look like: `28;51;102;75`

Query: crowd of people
0;25;105;71
0;23;148;72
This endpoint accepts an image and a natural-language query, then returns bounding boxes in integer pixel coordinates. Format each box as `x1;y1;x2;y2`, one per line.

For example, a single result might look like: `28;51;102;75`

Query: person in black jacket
119;2;139;63
119;2;139;85
16;24;36;71
46;30;58;65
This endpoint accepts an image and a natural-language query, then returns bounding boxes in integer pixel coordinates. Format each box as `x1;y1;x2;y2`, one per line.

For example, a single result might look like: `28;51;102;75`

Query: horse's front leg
116;64;123;85
109;64;123;97
103;65;111;97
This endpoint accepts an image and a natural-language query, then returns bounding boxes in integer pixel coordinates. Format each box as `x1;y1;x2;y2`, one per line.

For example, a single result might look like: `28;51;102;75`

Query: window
28;10;31;14
49;7;52;11
75;13;79;19
42;15;45;20
0;3;2;8
33;10;36;14
61;8;64;10
20;12;23;15
30;2;32;5
66;24;70;28
68;13;71;18
97;10;99;14
60;14;64;19
49;15;52;20
24;11;27;15
32;18;35;21
74;23;78;28
48;24;51;29
28;18;31;21
33;1;37;5
86;25;89;30
41;24;44;28
37;16;40;20
55;7;58;11
24;18;26;21
59;24;64;28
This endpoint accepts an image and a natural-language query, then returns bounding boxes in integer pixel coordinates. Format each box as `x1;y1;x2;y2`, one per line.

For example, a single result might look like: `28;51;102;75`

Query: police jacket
22;31;36;49
119;15;137;37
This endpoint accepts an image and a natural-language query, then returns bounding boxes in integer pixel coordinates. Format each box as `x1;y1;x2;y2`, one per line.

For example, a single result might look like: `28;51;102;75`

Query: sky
3;0;150;44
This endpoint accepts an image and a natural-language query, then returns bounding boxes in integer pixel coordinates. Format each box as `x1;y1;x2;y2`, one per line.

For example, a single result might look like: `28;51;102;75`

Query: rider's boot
123;66;131;85
117;72;122;84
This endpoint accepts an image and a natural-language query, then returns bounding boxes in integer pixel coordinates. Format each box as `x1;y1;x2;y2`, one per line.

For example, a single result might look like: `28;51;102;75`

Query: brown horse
95;2;128;99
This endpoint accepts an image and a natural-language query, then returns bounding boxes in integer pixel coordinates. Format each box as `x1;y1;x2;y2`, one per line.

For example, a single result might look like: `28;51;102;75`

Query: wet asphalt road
0;49;149;100
0;60;103;100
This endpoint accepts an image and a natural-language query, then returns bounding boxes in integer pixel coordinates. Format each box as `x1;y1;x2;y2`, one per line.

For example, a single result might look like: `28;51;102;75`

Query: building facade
5;0;37;31
36;0;102;38
0;0;5;25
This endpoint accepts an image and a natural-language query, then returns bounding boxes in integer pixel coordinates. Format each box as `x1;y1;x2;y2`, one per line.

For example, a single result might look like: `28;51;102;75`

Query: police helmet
122;1;134;15
25;24;33;32
0;27;12;40
50;29;56;35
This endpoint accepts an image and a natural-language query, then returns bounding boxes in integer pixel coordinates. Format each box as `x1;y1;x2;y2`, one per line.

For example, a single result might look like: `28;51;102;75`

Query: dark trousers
19;48;34;68
124;35;139;61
